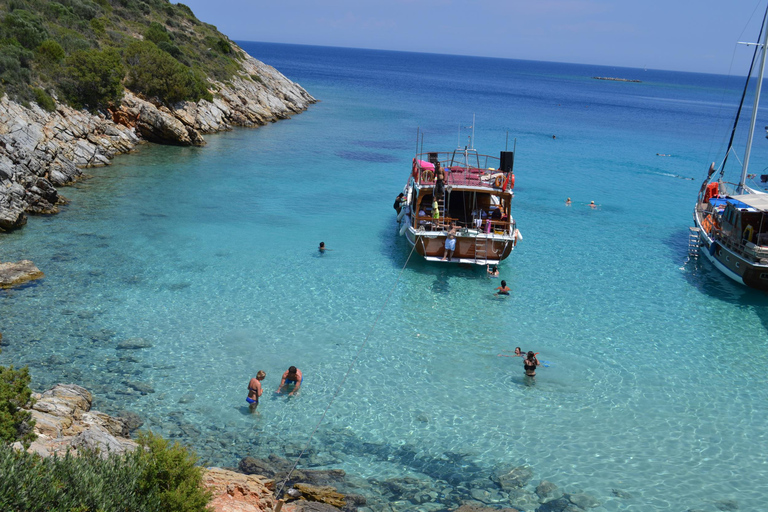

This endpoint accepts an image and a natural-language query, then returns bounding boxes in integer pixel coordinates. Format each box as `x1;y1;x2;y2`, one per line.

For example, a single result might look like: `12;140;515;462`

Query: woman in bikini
523;351;540;377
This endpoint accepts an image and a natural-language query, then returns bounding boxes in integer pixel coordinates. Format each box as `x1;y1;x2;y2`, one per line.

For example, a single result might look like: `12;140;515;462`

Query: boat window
761;273;768;279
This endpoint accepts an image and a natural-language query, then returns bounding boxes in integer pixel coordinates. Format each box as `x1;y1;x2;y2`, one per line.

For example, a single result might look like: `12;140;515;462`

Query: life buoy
422;169;434;182
509;173;515;190
412;159;419;180
744;224;754;242
399;217;409;236
494;176;503;188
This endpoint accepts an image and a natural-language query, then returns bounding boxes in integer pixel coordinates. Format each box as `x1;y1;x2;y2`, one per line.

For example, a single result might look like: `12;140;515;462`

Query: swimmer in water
276;366;303;396
589;201;597;209
565;197;571;205
319;242;329;253
495;280;510;296
487;265;499;277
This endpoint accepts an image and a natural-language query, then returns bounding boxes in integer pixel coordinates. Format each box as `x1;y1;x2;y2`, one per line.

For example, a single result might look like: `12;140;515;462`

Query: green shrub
144;20;170;44
61;46;124;110
89;16;106;35
250;74;263;84
157;40;182;59
124;40;210;104
135;431;212;512
0;365;36;448
33;87;55;111
2;9;49;50
57;0;102;21
0;433;213;511
0;42;32;90
35;39;66;62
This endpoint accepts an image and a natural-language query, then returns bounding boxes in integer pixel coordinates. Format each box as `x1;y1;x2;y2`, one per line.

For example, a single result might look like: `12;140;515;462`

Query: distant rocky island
592;76;642;83
0;0;316;232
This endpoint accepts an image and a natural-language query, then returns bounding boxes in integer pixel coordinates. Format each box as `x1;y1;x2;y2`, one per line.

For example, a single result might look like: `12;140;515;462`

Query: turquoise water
2;43;768;511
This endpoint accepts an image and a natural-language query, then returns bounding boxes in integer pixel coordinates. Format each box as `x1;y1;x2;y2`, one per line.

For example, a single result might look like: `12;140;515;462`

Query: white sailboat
693;4;768;289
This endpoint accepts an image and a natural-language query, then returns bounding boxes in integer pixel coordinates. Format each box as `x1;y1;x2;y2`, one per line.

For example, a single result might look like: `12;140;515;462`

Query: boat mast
740;6;768;192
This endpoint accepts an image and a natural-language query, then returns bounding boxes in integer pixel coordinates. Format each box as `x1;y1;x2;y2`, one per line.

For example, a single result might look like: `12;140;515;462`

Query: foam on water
2;43;768;510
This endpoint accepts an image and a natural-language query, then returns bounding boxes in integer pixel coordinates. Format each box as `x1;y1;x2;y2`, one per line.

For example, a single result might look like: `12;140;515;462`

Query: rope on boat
273;241;419;502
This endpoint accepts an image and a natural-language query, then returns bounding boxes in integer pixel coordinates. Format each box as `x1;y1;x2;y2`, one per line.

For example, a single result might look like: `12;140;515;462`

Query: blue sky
179;0;768;74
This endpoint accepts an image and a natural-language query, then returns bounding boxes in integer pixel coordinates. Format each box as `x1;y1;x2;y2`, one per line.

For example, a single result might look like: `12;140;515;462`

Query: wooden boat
692;4;768;290
396;144;520;264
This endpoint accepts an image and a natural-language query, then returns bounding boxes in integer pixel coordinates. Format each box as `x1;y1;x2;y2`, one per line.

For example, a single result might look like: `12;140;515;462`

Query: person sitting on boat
491;207;503;221
434;162;446;199
495;280;510;296
441;224;457;261
394;193;405;213
276;366;303;396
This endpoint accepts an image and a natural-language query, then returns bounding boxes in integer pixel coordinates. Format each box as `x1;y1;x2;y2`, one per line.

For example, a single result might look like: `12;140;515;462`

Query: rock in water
0;260;44;288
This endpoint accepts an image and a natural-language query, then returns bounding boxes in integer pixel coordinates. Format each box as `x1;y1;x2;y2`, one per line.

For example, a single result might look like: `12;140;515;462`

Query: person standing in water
247;370;266;413
276;366;303;396
524;351;540;377
495;280;510;296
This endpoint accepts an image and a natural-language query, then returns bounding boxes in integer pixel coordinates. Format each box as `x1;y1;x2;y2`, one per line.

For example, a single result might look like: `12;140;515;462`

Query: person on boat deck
418;208;427;224
491;207;503;221
524;351;540;377
432;197;440;221
495;280;511;296
442;224;458;261
276;366;303;396
247;370;266;413
434;162;446;199
487;265;499;277
394;193;405;213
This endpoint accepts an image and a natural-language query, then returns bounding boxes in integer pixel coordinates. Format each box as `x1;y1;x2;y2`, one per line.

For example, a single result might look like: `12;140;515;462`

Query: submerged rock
491;465;534;491
0;260;44;288
116;337;153;350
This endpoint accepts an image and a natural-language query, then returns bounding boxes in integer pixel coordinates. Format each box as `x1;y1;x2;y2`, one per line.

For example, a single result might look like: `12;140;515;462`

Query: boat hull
405;226;514;263
695;214;768;290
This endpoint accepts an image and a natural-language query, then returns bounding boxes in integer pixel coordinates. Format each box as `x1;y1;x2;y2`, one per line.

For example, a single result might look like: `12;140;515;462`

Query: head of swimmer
526;351;535;360
256;370;266;380
287;366;298;378
514;347;522;355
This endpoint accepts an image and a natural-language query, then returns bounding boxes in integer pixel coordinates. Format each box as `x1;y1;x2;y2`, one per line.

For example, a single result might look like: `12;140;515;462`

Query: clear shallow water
2;43;768;511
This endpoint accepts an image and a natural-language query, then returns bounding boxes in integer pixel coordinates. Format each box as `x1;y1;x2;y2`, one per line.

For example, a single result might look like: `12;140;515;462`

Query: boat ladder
688;227;701;258
474;234;489;264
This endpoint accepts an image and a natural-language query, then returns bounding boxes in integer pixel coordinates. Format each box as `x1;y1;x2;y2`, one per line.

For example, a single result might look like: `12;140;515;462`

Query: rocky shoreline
0;44;315;232
18;384;613;512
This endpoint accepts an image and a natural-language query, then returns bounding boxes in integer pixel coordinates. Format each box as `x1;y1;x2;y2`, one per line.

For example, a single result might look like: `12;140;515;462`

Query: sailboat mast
740;7;768;192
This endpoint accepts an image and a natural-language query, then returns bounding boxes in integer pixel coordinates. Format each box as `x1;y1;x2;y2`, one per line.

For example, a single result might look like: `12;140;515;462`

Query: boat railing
413;215;514;235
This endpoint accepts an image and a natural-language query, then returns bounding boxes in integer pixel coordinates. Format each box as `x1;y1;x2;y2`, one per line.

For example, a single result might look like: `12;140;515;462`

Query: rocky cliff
0;45;315;232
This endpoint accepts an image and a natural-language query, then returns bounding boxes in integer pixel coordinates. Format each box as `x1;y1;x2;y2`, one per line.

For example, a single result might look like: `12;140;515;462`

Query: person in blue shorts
276;366;303;396
441;224;457;261
246;370;266;412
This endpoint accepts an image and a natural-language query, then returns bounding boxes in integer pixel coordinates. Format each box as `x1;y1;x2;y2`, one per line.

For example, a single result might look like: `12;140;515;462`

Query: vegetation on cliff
0;360;36;448
0;432;212;511
0;0;247;111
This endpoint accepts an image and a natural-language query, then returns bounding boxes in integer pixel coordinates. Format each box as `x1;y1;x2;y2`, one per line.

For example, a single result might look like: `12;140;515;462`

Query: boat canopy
709;197;751;210
727;193;768;211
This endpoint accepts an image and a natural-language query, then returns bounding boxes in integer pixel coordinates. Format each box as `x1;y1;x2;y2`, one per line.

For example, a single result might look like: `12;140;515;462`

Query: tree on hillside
61;46;125;110
0;363;36;449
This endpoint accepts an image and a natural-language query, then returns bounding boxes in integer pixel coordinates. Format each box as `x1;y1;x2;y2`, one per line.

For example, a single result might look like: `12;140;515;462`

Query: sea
2;42;768;511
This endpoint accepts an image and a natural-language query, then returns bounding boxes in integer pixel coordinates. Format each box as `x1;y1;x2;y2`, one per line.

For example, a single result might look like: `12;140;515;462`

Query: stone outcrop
20;383;138;457
0;260;44;288
0;44;315;232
